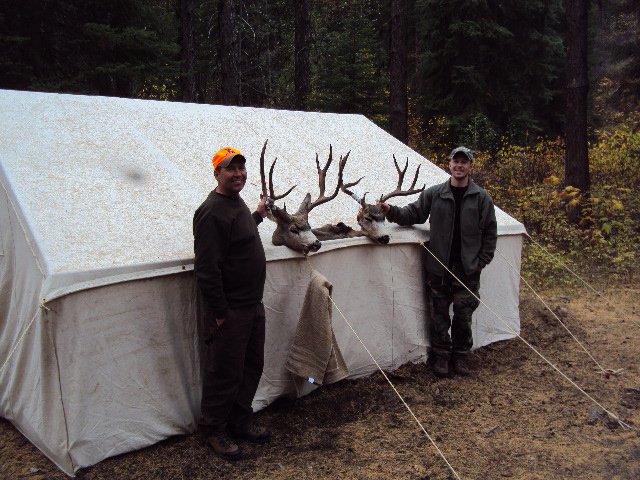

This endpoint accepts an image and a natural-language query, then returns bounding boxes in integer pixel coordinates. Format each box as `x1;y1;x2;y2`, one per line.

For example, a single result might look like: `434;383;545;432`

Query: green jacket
386;179;497;276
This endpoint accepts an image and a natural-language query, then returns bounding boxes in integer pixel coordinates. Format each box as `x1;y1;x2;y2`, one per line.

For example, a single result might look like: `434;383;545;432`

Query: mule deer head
259;140;349;255
341;155;424;244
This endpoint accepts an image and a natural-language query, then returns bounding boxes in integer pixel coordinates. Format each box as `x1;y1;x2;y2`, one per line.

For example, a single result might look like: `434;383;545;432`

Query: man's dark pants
427;262;480;359
201;303;265;433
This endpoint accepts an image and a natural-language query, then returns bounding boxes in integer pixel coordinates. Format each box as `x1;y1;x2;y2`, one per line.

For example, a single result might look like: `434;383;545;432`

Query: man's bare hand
256;195;269;218
376;200;391;215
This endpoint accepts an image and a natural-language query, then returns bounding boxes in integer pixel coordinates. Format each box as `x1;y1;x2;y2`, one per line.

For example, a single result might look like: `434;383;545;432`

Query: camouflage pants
427;262;480;359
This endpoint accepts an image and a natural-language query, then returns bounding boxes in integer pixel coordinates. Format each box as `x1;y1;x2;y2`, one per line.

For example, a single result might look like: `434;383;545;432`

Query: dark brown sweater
193;190;266;319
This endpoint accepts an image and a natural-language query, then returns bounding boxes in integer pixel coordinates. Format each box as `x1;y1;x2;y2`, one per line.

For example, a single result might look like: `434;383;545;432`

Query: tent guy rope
304;256;463;480
526;233;640;329
420;242;633;431
495;248;619;377
0;309;40;376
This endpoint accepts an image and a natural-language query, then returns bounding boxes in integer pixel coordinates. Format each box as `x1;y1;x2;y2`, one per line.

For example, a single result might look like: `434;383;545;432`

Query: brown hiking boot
229;423;272;444
433;356;450;378
453;356;470;376
207;432;242;461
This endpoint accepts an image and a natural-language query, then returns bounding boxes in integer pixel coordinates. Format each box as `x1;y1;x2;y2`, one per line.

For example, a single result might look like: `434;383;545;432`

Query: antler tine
342;177;366;205
379;156;426;203
408;163;423;190
393;154;408;190
307;147;349;212
338;153;367;205
268;158;296;200
341;175;365;193
314;145;332;199
259;140;269;199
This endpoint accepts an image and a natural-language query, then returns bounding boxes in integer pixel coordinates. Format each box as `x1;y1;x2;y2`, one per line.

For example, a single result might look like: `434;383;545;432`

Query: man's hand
376;200;391;215
256;195;269;218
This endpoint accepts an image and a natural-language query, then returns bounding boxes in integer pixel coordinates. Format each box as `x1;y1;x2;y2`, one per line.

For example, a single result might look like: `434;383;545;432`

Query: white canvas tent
0;89;525;475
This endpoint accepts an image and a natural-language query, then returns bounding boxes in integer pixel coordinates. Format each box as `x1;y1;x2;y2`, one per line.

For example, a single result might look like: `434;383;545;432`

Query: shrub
466;117;639;288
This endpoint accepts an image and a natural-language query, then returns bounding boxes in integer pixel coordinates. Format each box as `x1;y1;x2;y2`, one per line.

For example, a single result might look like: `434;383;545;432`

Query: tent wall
256;235;522;407
0;185;72;473
48;274;201;471
14;234;521;474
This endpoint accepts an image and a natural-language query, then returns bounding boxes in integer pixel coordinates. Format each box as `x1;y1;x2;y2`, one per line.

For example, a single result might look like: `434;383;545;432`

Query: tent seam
49;308;75;474
390;246;395;366
0;178;45;276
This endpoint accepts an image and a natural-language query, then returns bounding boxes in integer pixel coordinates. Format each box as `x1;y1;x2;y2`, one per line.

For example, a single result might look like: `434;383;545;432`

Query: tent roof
0;90;525;296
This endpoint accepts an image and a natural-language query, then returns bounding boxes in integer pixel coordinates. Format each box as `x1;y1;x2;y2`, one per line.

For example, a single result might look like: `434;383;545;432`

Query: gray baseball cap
449;146;474;161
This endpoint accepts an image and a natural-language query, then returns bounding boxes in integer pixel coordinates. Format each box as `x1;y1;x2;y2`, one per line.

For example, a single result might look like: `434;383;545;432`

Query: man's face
215;160;247;195
449;154;472;181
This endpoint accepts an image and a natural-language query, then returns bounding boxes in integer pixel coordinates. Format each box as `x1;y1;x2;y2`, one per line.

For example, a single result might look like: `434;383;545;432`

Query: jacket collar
439;178;481;199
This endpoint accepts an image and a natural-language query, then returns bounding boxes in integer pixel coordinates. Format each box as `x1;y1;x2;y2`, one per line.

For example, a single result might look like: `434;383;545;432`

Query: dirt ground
1;283;639;480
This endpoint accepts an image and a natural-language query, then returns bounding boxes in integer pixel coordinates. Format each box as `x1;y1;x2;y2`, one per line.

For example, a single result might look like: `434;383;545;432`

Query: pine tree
390;0;409;143
178;0;197;102
592;0;640;113
309;0;388;124
415;0;564;149
219;0;241;104
565;0;590;203
294;0;312;110
0;0;180;98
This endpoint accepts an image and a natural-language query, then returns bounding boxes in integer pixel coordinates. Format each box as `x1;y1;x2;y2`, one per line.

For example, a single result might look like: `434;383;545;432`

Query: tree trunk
219;0;241;105
390;0;408;143
294;0;312;110
565;0;590;216
179;0;196;102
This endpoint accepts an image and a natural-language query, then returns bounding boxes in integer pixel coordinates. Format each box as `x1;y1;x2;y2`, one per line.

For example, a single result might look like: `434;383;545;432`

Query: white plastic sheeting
0;89;525;475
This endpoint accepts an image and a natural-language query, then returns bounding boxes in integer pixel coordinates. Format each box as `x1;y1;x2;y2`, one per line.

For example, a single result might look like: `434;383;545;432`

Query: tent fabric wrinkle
0;89;525;476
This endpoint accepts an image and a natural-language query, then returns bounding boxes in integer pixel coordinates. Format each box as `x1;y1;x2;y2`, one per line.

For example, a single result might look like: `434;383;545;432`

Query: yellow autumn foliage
440;115;640;287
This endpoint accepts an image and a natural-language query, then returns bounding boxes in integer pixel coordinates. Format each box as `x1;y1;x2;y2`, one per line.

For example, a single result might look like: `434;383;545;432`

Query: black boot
452;356;470;376
433;356;450;378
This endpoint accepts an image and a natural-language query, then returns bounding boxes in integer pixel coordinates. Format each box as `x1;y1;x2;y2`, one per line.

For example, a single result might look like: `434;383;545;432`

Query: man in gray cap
378;146;497;377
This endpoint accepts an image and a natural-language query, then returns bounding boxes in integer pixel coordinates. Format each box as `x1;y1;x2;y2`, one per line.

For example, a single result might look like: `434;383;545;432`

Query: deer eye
289;225;300;234
362;216;373;223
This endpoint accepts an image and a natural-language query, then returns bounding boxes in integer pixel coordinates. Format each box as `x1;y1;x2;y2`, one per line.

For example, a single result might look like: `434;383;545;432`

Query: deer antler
379;155;425;203
340;161;367;206
259;140;296;202
302;146;350;213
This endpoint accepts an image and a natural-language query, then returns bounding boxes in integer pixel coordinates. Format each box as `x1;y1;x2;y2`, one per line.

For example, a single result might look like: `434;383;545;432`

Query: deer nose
377;235;390;244
309;240;321;252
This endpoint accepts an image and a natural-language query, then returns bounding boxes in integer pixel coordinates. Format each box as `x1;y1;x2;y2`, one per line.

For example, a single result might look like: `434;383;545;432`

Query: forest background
0;0;638;286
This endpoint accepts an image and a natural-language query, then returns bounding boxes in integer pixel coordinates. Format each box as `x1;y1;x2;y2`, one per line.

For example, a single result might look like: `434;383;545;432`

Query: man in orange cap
193;146;270;461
